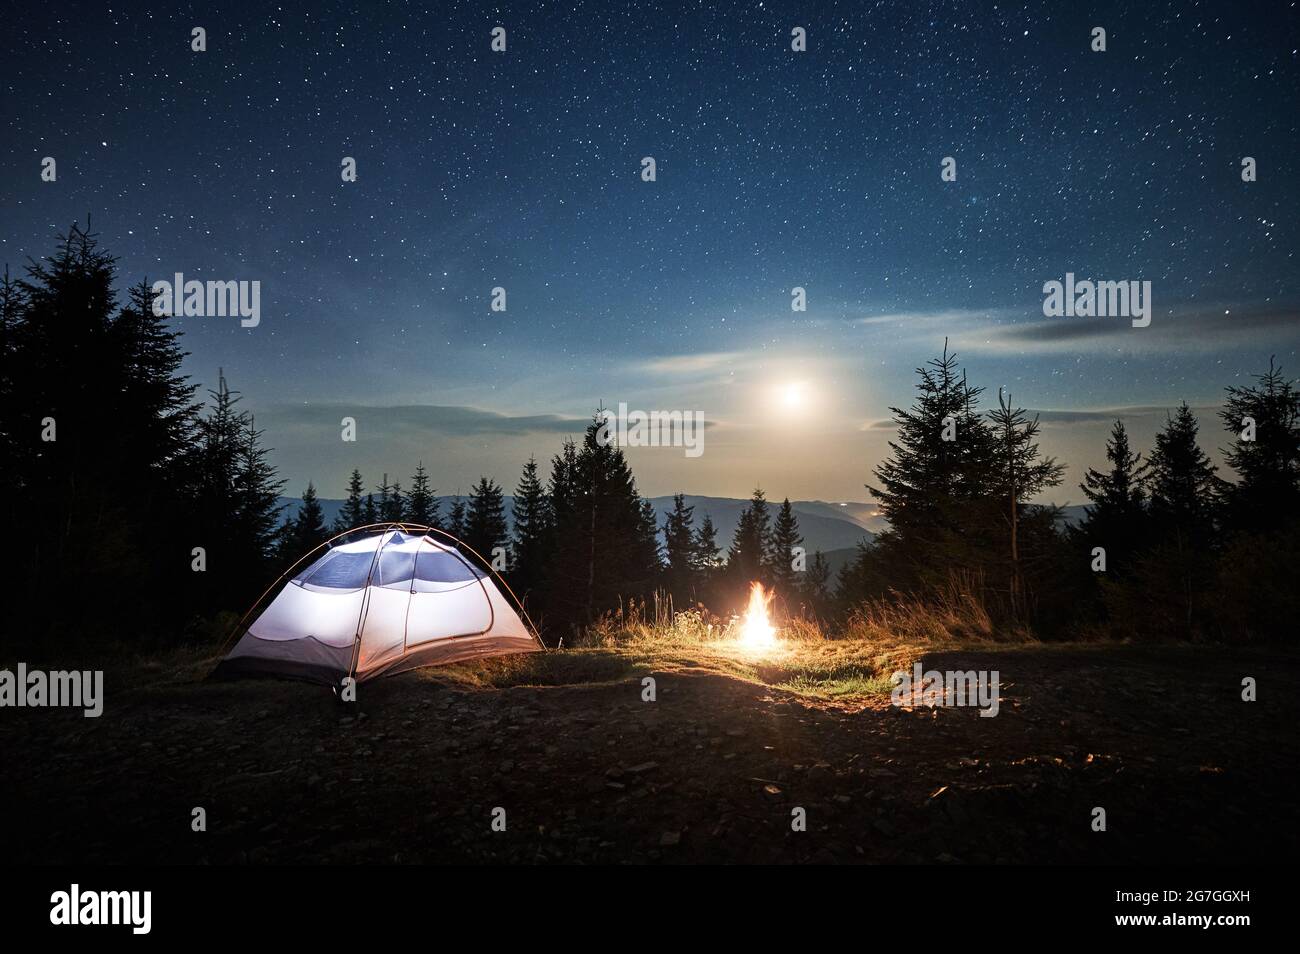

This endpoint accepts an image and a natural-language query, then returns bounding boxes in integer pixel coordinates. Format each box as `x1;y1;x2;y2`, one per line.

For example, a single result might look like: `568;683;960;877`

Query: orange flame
737;581;777;650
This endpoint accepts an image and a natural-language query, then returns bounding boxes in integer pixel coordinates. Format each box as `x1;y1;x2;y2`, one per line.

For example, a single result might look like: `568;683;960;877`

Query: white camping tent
215;525;542;685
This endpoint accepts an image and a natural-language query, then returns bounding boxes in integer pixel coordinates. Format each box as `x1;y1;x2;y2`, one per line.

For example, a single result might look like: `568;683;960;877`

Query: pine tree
334;469;366;532
1219;358;1300;535
510;456;552;598
835;540;880;608
14;223;126;614
987;389;1065;622
866;341;997;596
767;498;804;603
404;462;438;526
548;439;578;537
693;513;721;573
1075;420;1149;577
546;414;660;627
282;482;328;559
446;494;467;539
662;493;698;604
1147;403;1221;540
233;412;286;575
111;279;201;501
727;488;772;590
638;497;662;577
363;492;378;525
1114;403;1221;639
802;550;832;617
381;476;404;522
375;474;394;523
1210;359;1300;641
465;477;508;563
192;373;283;610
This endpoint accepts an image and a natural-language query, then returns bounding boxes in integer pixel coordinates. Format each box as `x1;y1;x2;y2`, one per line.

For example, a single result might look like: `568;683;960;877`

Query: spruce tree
510;456;552;597
383;478;404;522
1210;360;1300;640
546;414;660;627
986;389;1065;622
866;341;997;596
1219;358;1300;535
1147;403;1221;541
802;550;832;617
767;498;804;602
14;223;126;616
192;373;283;609
1076;420;1149;577
693;513;721;573
727;488;772;588
112;279;201;502
285;482;327;557
548;439;578;539
335;469;366;532
446;494;467;540
375;474;394;523
662;493;699;605
233;412;286;575
465;477;508;562
1114;403;1221;639
404;462;438;526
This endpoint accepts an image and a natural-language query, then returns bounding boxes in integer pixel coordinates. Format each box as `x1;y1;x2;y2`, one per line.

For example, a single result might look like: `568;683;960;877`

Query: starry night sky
4;1;1298;503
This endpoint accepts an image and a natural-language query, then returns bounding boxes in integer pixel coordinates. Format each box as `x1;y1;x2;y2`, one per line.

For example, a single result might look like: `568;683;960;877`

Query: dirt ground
3;642;1296;864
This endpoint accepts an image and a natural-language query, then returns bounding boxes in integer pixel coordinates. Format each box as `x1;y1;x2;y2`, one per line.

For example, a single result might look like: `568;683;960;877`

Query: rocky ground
4;642;1296;864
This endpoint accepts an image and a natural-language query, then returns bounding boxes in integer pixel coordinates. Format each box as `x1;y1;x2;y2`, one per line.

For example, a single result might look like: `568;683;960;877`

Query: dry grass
53;585;1032;705
524;603;947;703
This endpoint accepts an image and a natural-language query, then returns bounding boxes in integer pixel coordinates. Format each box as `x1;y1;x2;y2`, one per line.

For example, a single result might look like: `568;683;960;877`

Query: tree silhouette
510;456;552;599
866;342;997;597
546;415;659;629
767;498;804;607
662;493;698;606
802;550;832;618
987;389;1064;622
278;482;328;562
1147;403;1221;542
404;462;438;526
1219;358;1300;536
446;494;467;540
727;488;772;593
1108;404;1221;639
334;469;367;532
1075;420;1149;578
465;477;508;563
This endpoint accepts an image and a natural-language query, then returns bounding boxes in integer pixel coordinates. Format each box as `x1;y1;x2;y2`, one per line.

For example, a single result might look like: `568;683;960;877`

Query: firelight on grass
737;581;778;651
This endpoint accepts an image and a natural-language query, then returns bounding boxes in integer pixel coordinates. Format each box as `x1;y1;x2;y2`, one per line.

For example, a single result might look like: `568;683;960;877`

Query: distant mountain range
278;495;1092;562
278;494;878;556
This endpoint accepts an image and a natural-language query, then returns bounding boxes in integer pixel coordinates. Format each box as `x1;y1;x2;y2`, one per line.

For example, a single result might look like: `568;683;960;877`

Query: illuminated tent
214;524;542;685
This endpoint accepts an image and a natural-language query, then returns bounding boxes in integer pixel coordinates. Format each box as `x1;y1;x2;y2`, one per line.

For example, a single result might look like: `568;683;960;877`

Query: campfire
736;581;778;651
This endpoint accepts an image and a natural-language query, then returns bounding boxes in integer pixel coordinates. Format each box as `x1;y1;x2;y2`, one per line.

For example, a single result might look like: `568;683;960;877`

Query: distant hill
818;545;865;581
278;494;876;556
1054;504;1089;527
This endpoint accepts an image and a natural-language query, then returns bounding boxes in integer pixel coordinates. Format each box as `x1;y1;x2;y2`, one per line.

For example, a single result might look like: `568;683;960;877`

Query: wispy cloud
634;351;746;376
951;304;1299;355
849;301;1299;357
257;403;593;439
855;307;1015;328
